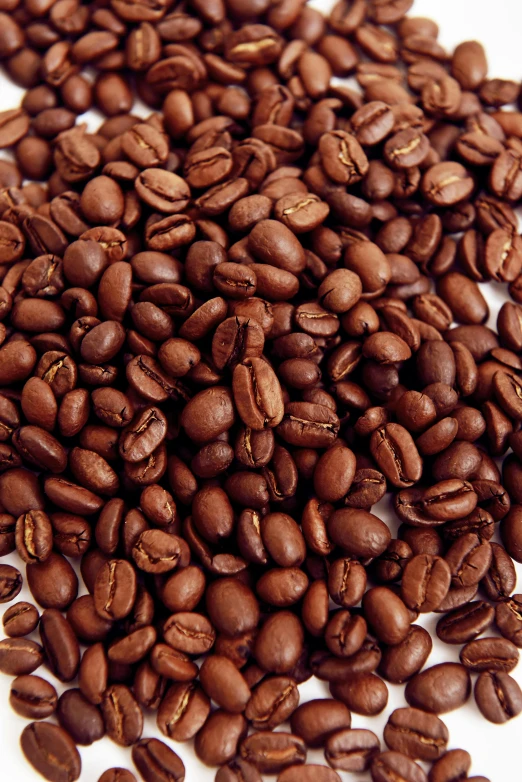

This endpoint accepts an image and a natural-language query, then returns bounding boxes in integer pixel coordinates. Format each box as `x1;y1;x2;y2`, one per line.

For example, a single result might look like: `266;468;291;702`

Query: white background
1;0;522;780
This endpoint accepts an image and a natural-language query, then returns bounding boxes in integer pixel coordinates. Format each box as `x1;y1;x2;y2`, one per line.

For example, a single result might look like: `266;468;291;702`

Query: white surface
1;0;522;780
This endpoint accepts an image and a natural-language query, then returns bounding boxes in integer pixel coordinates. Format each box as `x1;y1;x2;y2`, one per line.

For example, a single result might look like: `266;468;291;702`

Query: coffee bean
132;738;185;782
0;562;22;602
474;671;522;724
371;751;428;782
0;638;44;675
56;688;105;745
379;625;432;684
39;608;80;682
245;675;299;730
401;555;451;612
436;601;495;645
460;637;519;673
21;722;81;782
157;682;210;742
325;728;381;772
405;663;471;714
290;698;351;748
10;674;57;719
101;684;143;746
98;771;136;782
240;732;307;774
383;707;448;761
331;673;388;716
363;587;412;645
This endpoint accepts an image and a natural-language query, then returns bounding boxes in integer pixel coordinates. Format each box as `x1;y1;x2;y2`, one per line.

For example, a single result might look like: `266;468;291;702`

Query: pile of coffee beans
0;0;521;779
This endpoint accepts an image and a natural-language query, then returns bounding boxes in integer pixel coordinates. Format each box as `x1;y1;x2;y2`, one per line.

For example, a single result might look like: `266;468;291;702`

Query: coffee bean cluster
0;0;520;779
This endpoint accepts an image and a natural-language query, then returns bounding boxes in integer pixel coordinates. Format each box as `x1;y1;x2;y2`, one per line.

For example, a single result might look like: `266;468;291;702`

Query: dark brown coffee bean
379;626;432;684
39;608;80;682
157;682;210;742
437;601;495;645
405;663;471;714
371;751;428;782
26;552;78;610
383;707;448;761
325;727;380;772
21;722;81;782
363;587;412;645
0;638;44;675
474;671;522;724
240;732;306;774
460;637;519;673
94;559;137;621
10;674;57;719
56;688;105;745
132;738;185;782
101;684;143;746
331;673;388;716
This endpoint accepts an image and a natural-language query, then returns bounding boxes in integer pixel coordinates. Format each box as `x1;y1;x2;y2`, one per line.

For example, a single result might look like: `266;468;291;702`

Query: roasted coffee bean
245;675;299;730
437;601;495;645
101;684;143;746
26;552;78;610
10;674;57;719
157;681;210;742
460;637;519;673
383;707;448;761
132;738;185;782
2;601;39;637
39;608;80;682
405;663;471;714
240;732;306;774
362;587;412;645
21;722;81;782
94;559;137;621
379;626;432;684
194;708;247;767
331;673;388;716
325;728;380;772
370;751;428;782
0;638;44;675
56;688;105;745
401;555;451;613
474;671;522;724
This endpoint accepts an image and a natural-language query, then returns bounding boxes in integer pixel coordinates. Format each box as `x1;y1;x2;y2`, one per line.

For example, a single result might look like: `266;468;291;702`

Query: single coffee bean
0;638;44;675
0;562;22;602
331;673;389;716
10;674;57;719
56;688;105;745
383;707;448;761
245;676;299;730
194;709;247;767
21;722;81;782
460;637;519;672
240;732;307;774
474;671;522;724
405;663;471;714
157;682;210;742
39;608;80;682
101;684;143;746
94;559;137;621
2;601;39;637
362;587;412;645
379;626;433;684
290;698;352;748
278;766;341;782
371;751;428;782
436;601;495;645
132;738;185;782
325;728;381;772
